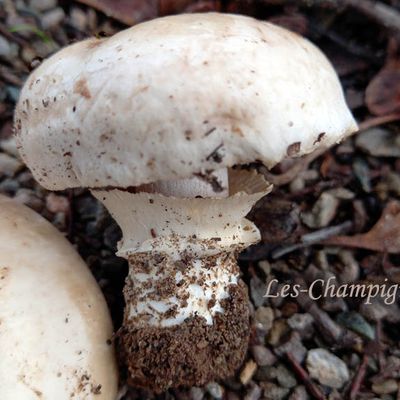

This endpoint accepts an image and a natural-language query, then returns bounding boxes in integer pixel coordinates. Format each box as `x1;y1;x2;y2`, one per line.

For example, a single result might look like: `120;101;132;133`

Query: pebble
255;306;274;332
356;128;400;157
261;382;290;400
301;192;339;228
240;359;257;385
287;313;314;339
244;382;262;400
206;382;224;399
6;85;20;103
258;260;271;276
0;35;11;58
385;356;400;378
189;387;204;400
372;380;398;395
321;297;348;313
289;385;310;400
46;193;69;214
0;136;19;158
385;172;400;196
0;178;19;194
359;296;400;323
70;7;88;31
268;319;288;346
274;364;297;388
250;275;267;307
0;153;23;177
338;250;360;283
306;348;350;389
275;332;307;363
336;311;375;340
250;345;277;367
30;0;57;11
41;7;65;30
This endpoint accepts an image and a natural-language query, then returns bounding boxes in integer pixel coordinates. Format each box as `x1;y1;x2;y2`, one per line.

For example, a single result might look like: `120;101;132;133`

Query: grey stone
250;345;277;367
306;348;349;389
206;382;224;399
262;382;290;400
275;332;307;363
189;387;204;400
0;35;11;58
244;382;262;400
356;128;400;157
275;364;297;388
287;313;314;339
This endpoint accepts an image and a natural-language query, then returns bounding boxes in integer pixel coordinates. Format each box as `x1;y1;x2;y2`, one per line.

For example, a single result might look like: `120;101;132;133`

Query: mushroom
0;195;118;399
14;13;357;392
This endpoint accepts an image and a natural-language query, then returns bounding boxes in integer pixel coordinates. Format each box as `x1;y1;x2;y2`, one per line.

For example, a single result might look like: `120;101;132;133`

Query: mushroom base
118;282;249;393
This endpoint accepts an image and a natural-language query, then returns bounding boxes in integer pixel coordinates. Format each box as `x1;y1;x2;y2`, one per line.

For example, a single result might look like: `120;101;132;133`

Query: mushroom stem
92;169;271;391
120;250;249;391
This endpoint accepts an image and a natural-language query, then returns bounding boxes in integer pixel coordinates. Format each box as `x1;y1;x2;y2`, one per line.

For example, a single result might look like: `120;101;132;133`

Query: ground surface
1;0;400;399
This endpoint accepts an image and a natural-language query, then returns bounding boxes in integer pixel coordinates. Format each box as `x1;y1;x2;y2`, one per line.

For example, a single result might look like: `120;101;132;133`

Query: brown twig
286;352;326;400
349;355;369;400
358;113;400;132
271;221;352;259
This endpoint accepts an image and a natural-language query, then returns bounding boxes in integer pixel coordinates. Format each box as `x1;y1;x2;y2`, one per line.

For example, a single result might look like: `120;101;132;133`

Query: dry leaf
366;63;400;116
322;201;400;253
365;36;400;119
74;0;157;26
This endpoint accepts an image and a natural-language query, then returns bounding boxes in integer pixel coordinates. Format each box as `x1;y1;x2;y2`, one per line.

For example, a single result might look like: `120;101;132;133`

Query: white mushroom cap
0;195;118;399
15;12;357;190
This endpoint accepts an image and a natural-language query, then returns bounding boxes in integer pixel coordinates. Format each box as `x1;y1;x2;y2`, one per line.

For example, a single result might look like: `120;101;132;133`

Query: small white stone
306;348;349;389
0;153;23;177
207;382;224;399
30;0;57;12
41;7;65;30
70;7;88;31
